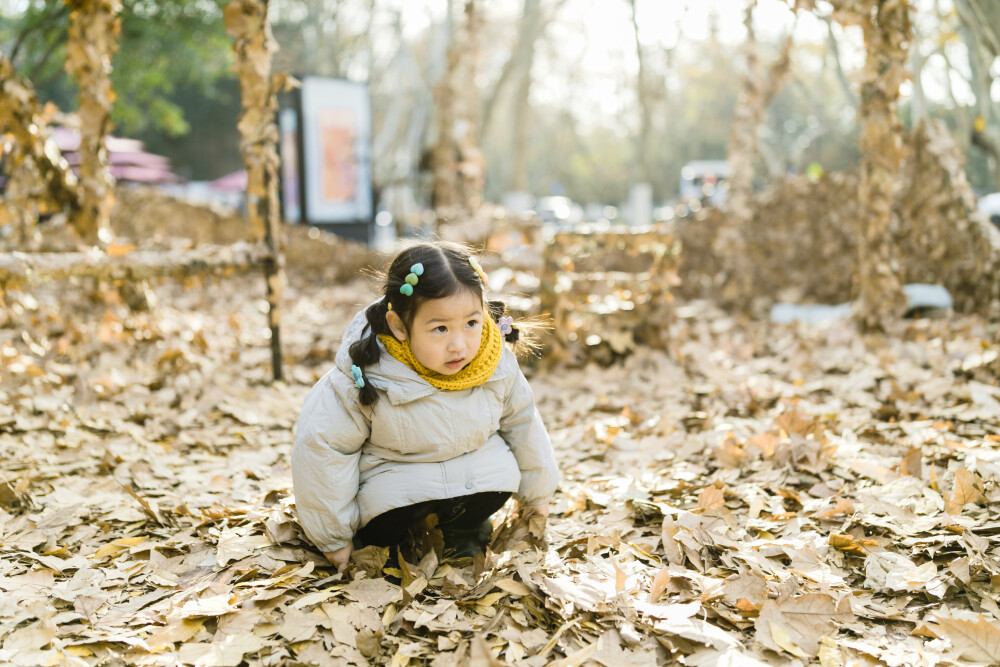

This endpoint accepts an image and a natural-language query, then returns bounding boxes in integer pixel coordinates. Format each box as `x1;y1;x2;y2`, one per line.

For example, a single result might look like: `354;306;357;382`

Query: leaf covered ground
2;272;1000;666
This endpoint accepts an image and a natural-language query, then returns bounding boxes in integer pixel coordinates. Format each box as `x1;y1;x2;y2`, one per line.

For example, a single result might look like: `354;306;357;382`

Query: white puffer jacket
291;308;560;553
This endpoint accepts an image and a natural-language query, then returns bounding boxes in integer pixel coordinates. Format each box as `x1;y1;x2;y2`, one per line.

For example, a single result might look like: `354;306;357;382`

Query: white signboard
300;77;373;224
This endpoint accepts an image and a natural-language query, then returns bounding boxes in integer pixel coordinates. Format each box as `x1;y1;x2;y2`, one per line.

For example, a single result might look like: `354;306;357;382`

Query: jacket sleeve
498;365;559;505
291;370;370;553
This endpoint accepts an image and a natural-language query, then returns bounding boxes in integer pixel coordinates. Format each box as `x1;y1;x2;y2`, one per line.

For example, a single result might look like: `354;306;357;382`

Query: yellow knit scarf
379;314;503;391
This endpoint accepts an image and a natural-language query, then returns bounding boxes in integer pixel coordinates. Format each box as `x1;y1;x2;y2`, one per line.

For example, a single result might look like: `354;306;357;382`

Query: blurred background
2;0;998;236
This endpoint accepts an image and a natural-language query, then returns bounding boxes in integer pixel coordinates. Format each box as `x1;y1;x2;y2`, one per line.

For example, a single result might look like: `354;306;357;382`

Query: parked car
678;160;729;209
534;196;583;228
979;193;1000;229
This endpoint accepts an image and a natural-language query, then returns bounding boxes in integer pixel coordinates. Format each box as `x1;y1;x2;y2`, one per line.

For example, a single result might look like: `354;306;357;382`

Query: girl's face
388;290;484;375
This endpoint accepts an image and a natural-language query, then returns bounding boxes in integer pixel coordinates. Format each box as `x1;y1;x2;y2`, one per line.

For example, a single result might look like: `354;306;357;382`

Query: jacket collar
335;303;515;406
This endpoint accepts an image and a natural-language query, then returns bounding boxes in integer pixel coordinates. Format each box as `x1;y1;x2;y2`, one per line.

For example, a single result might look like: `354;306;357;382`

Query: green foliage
0;0;234;137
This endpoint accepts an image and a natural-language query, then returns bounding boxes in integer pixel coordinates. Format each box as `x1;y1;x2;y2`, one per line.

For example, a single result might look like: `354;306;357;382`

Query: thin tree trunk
432;0;459;212
372;12;421;193
909;22;926;123
481;0;543;145
956;0;1000;190
932;2;971;155
510;61;534;193
65;0;160;310
831;0;911;331
629;0;652;185
0;55;83;226
456;0;485;211
726;0;762;235
432;0;484;215
508;0;544;192
64;0;121;246
961;0;1000;55
720;0;795;308
824;15;858;110
225;0;292;382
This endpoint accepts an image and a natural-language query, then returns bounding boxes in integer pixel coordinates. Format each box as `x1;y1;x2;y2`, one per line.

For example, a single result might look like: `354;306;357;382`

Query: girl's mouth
445;358;465;370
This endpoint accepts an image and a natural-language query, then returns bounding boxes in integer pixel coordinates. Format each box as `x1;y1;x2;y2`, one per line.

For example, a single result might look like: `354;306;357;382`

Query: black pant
357;491;511;547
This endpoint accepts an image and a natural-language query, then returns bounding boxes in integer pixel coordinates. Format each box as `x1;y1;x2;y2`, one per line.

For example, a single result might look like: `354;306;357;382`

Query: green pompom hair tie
350;365;365;388
399;263;424;296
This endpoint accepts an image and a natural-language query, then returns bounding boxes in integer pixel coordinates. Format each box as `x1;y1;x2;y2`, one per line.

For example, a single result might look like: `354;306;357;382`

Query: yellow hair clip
469;257;489;285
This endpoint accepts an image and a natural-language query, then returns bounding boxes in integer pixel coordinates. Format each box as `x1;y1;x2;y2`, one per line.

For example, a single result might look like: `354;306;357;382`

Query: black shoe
443;535;484;559
442;519;492;559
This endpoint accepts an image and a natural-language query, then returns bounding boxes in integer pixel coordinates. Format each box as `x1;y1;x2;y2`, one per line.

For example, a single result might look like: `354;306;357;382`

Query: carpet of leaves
2;273;1000;666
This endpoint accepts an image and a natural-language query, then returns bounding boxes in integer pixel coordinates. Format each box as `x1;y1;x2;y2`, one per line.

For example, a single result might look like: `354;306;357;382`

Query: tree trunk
432;0;484;216
431;0;459;213
509;0;543;192
372;12;408;183
64;0;121;246
832;0;911;331
481;0;543;145
824;15;858;110
726;0;762;236
0;55;83;226
455;0;485;212
504;0;545;192
909;22;926;124
225;0;292;382
629;0;652;185
720;0;795;308
956;0;1000;190
64;1;161;310
931;1;971;155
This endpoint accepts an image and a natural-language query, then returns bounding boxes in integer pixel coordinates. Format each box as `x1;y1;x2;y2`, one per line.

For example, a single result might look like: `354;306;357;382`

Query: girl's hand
523;502;550;517
324;545;353;573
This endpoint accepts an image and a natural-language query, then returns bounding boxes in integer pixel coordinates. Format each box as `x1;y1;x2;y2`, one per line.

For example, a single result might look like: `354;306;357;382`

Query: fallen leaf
932;615;1000;664
754;594;853;657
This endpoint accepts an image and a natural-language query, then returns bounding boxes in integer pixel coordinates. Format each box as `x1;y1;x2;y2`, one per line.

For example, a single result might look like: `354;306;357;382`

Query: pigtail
348;298;391;406
487;299;521;344
488;299;549;358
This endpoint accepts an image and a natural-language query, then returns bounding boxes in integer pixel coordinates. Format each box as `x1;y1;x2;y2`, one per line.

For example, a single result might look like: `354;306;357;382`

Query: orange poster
319;108;358;203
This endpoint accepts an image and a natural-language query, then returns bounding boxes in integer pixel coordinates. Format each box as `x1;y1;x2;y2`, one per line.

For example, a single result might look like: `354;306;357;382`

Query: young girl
291;242;559;572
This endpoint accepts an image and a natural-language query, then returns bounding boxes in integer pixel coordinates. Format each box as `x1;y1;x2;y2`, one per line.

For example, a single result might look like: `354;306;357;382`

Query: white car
979;193;1000;228
535;196;583;228
679;160;729;208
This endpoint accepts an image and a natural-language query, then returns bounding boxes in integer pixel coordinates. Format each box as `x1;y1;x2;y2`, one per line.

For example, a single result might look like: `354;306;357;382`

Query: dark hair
348;242;528;406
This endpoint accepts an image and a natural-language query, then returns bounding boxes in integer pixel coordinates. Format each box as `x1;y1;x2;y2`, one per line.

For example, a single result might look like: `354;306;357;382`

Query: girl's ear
386;310;408;341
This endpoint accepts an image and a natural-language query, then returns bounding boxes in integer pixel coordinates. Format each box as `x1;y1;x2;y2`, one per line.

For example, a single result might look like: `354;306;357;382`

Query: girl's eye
467;320;480;328
435;326;447;333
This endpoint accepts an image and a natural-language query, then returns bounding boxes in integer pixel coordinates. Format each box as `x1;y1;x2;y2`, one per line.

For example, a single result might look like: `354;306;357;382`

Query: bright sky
389;0;855;66
2;0;982;125
376;0;979;125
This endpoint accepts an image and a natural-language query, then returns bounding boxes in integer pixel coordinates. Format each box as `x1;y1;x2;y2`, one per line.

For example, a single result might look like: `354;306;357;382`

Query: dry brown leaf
697;486;725;511
754;594;853;658
342;578;403;608
661;516;684;566
829;533;877;553
648;568;671;602
899;447;922;477
932;616;1000;664
946;467;985;515
495;578;531;597
814;497;854;519
469;634;502;666
5;202;1000;667
1;618;56;651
